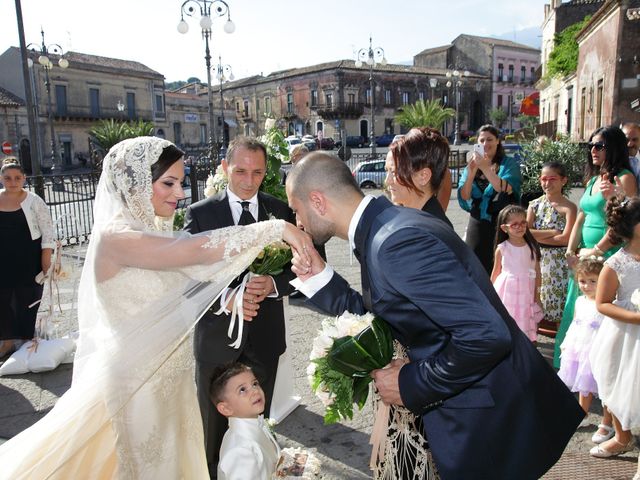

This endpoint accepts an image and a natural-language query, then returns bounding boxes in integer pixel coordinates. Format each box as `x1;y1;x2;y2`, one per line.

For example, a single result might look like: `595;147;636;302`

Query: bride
0;136;310;479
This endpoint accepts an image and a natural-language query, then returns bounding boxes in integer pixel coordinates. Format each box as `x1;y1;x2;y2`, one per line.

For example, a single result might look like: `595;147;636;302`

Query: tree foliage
394;99;455;129
259;127;288;201
89;120;155;170
520;135;585;196
489;107;508;128
546;16;591;79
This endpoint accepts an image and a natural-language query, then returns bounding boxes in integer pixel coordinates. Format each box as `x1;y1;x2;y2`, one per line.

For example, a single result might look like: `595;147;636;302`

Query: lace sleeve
99;220;285;280
32;194;56;249
605;249;628;278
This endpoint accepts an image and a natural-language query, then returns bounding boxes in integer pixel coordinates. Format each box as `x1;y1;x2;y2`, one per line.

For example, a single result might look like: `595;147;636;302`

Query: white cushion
0;338;76;376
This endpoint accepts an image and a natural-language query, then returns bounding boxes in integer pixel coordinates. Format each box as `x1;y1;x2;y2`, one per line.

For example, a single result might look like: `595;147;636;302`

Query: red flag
520;91;540;116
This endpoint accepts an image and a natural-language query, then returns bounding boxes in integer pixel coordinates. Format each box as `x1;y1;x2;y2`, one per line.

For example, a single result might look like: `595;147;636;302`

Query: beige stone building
0;47;167;171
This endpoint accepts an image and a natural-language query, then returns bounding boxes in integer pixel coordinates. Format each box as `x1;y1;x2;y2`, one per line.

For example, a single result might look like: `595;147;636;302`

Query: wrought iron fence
24;172;101;246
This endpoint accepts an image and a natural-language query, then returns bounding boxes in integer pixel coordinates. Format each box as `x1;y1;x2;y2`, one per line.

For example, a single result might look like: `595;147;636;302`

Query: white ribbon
212;272;253;349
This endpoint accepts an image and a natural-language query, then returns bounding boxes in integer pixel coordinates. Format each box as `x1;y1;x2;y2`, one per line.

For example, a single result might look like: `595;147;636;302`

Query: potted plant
519;135;584;207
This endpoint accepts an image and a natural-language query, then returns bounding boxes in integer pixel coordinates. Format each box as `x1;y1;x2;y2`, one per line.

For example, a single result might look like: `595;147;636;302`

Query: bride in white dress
0;136;310;479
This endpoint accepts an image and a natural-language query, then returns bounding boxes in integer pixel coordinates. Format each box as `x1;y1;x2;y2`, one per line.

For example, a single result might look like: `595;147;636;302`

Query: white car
285;136;302;147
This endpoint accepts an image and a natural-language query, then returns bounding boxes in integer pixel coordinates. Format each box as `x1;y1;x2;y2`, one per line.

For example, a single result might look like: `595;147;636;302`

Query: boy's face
216;371;265;418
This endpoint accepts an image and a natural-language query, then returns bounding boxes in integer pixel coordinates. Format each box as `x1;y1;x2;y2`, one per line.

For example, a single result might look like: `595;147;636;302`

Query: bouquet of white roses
307;312;393;424
204;165;228;198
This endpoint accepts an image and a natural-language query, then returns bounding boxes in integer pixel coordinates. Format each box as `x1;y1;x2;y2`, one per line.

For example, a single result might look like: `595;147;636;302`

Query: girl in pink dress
491;205;544;341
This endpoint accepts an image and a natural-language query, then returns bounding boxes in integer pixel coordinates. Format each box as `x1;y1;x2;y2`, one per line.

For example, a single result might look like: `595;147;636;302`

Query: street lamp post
355;36;386;156
215;56;233;159
445;66;470;146
429;78;438;101
177;0;235;161
27;28;69;174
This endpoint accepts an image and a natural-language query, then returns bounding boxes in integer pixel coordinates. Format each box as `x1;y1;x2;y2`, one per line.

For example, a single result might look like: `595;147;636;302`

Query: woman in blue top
458;125;522;273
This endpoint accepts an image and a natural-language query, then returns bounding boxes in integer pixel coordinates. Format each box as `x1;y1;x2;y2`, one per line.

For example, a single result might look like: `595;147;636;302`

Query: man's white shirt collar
348;195;375;252
226;187;258;206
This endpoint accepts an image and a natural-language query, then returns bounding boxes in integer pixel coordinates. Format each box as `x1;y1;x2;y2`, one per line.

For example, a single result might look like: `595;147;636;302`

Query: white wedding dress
0;137;287;479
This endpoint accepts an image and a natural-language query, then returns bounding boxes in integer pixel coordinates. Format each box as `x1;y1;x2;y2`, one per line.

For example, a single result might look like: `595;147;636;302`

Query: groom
286;153;583;480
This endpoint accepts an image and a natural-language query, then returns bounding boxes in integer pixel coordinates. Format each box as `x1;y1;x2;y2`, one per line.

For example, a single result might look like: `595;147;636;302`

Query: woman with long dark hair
555;126;637;370
458;124;521;273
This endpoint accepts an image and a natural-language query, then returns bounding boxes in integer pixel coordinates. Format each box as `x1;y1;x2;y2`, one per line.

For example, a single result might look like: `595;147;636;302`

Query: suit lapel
353;196;394;311
213;191;235;227
257;192;270;222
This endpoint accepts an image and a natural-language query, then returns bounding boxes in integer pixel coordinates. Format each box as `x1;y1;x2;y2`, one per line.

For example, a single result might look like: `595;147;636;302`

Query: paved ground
1;186;639;479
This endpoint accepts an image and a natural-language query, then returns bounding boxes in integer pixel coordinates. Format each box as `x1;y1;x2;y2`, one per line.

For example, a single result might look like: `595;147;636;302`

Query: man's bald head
286;152;363;202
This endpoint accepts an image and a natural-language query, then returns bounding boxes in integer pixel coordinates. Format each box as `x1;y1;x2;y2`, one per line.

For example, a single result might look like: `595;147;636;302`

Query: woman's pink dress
493;241;543;341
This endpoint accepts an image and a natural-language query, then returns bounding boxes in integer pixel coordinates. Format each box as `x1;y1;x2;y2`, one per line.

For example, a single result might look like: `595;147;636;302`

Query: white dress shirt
217;416;281;480
290;195;374;298
226;187;259;225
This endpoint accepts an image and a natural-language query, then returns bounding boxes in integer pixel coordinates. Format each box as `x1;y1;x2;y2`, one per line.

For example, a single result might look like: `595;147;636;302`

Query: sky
3;0;551;83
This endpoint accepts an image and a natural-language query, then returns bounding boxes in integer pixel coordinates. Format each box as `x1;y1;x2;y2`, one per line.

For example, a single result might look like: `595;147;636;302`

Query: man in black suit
184;136;295;478
286;152;584;480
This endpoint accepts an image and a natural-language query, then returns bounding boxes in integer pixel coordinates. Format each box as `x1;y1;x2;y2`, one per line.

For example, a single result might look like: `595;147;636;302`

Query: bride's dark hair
151;144;185;182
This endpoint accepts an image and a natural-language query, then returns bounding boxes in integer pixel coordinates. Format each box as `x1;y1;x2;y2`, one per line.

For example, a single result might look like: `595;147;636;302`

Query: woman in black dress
0;159;55;357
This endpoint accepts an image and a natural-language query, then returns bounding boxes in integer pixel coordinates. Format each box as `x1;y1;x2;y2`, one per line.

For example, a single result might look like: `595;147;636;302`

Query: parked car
285;136;302;148
317;137;335;150
301;135;317;151
352;158;386;189
336;136;366;148
375;134;396;147
392;134;404;144
503;143;524;165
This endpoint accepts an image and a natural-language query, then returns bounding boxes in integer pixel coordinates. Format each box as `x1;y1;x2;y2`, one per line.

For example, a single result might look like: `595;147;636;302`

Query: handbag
487;179;517;217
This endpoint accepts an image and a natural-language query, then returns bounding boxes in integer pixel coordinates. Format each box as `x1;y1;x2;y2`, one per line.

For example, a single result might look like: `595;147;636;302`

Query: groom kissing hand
286;152;584;480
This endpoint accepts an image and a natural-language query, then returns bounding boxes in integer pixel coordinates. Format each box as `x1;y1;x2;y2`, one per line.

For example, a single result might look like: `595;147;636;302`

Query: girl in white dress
0;137;310;479
589;197;640;478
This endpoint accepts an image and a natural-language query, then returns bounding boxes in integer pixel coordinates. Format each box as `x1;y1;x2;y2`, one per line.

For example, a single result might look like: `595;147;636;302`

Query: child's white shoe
591;424;614;444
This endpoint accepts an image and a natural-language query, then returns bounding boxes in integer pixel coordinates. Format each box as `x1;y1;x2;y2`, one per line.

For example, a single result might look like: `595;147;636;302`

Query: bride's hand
283;223;312;268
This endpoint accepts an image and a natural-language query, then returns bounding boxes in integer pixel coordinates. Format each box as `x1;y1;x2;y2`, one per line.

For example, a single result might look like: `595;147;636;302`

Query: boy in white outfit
212;363;280;480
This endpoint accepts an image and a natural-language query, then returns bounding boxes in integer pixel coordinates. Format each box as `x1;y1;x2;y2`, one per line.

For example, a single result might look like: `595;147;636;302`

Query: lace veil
0;136;285;478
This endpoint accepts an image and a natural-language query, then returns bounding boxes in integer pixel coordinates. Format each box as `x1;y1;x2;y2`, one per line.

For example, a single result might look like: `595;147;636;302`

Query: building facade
414;34;540;132
218;60;490;144
0;47;167;171
538;0;605;136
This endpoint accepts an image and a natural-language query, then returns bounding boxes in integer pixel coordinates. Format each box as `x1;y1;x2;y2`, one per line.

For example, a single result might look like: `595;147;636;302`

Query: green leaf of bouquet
327;336;380;376
352;376;372;408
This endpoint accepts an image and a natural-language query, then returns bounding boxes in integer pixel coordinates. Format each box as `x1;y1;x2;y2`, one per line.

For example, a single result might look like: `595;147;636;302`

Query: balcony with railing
315;102;365;120
52;104;153;122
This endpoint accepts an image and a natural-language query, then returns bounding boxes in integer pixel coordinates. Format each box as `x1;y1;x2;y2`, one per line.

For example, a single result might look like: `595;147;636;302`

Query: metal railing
24;172;101;246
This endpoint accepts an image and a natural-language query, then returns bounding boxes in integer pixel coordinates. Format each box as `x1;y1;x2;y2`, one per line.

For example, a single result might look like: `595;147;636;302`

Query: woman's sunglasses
587;142;606;151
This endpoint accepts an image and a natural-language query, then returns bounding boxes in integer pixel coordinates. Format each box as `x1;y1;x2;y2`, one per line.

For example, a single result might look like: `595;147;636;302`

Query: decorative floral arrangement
631;288;640;312
249;241;292;276
578;253;605;262
204;165;229;198
307;312;393;424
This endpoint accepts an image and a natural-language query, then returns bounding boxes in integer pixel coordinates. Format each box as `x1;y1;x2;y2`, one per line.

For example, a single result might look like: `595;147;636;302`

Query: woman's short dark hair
1;157;24;175
584;126;630;185
606;196;640;244
542;161;568;178
209;362;253;405
389;127;449;193
151;144;184;182
477;124;505;165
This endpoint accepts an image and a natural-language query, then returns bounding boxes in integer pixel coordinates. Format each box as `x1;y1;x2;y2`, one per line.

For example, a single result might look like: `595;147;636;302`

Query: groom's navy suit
308;196;583;480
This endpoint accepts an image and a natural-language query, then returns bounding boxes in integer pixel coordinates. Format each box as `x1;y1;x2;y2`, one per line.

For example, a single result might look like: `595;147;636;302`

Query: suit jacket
421;195;452;228
184;190;296;364
308;196;583;480
217;416;280;480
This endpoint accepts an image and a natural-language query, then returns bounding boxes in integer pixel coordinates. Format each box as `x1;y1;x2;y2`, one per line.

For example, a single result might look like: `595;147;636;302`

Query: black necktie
238;201;255;225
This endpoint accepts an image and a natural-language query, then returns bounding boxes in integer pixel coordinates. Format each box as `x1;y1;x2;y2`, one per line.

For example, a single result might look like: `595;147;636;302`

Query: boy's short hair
209;362;253;405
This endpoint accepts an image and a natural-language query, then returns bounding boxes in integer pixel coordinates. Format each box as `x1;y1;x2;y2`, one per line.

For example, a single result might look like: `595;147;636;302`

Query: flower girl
491;205;544;341
589;197;640;476
557;256;606;415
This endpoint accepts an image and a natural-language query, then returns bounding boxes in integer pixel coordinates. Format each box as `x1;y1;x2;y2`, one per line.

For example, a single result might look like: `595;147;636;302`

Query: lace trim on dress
202;220;285;260
372;341;440;480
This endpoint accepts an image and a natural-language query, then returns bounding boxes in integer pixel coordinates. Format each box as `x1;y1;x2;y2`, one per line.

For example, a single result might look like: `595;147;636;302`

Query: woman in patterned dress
527;162;577;327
